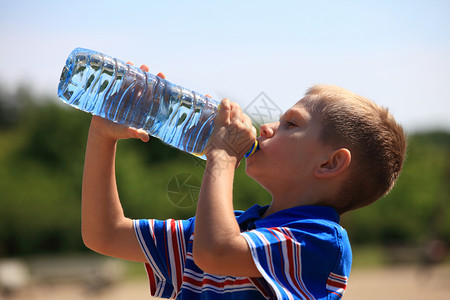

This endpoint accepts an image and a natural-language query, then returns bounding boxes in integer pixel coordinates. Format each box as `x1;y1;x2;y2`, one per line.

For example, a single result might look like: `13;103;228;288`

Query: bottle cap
244;140;259;158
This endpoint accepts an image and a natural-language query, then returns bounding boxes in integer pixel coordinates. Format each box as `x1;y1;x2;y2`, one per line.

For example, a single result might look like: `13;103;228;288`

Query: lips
256;137;263;150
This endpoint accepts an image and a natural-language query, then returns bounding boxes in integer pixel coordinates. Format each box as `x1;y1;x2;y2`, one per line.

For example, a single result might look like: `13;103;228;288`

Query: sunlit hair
302;85;407;214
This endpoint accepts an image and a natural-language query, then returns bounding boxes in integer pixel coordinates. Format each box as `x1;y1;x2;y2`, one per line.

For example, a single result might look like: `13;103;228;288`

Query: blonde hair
303;85;407;214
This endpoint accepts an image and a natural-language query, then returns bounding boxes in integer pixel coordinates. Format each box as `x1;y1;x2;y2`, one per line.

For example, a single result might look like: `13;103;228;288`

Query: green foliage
341;131;450;246
0;85;448;257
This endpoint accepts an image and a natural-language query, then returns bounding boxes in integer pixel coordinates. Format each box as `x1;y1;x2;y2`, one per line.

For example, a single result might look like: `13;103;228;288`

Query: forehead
282;99;314;119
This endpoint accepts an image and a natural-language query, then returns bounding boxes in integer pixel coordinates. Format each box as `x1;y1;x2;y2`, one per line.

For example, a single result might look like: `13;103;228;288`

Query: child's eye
286;121;296;127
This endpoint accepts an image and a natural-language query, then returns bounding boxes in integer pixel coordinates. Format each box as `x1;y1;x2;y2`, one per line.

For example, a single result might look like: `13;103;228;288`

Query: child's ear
314;148;351;178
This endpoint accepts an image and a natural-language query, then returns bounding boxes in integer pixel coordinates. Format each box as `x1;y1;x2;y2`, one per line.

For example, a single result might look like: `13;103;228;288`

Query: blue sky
1;0;449;132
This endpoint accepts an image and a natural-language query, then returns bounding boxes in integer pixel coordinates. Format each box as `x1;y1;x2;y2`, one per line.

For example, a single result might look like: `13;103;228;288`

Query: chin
245;160;256;178
244;160;252;176
245;161;263;185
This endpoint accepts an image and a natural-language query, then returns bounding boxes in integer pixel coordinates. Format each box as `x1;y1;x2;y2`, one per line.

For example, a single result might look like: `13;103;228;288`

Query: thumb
136;129;150;143
133;128;150;142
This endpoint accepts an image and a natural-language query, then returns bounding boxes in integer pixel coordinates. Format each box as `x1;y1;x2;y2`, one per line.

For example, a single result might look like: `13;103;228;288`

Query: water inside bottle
58;48;219;158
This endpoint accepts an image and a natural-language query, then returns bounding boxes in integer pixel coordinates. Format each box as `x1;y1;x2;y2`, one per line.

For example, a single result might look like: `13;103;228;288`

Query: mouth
245;138;263;161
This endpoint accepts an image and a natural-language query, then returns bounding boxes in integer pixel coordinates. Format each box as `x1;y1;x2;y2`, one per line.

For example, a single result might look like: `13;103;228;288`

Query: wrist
88;121;119;146
206;149;239;170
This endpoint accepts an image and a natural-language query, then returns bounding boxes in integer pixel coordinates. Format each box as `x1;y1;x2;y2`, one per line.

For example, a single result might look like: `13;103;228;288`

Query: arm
81;116;148;262
81;65;165;262
193;99;261;277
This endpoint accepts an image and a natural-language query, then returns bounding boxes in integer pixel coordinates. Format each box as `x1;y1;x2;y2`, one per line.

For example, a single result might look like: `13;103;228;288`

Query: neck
263;184;334;218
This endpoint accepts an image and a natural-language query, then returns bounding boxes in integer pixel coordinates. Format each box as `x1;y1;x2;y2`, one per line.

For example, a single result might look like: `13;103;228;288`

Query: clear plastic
58;48;219;159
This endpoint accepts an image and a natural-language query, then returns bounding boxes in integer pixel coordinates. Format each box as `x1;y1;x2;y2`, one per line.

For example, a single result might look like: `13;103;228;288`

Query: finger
218;98;231;124
241;113;253;129
156;72;166;79
140;64;150;72
250;125;257;138
136;129;150;142
241;113;257;139
205;94;212;98
129;127;150;142
126;61;134;65
229;102;242;123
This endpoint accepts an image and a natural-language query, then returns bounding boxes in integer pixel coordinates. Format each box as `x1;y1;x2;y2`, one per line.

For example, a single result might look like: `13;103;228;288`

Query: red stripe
327;278;347;289
268;229;283;281
150;219;156;240
283;232;311;299
330;291;343;298
249;277;272;297
269;228;314;300
145;263;157;295
256;231;276;282
183;275;251;288
204;277;251;287
178;220;187;262
330;273;348;280
163;220;171;278
170;219;183;290
290;228;314;299
280;228;304;290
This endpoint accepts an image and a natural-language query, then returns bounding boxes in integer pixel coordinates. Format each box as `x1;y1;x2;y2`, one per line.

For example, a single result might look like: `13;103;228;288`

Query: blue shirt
134;205;352;299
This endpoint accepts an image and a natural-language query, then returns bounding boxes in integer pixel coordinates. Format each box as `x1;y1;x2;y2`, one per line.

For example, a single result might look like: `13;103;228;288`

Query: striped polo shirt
134;204;352;299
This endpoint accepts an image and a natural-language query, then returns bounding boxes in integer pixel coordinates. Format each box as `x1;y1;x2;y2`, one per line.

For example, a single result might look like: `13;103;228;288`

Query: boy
81;66;407;299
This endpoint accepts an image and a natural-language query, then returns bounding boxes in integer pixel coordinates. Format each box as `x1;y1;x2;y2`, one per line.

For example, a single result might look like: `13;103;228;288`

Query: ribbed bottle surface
58;48;218;159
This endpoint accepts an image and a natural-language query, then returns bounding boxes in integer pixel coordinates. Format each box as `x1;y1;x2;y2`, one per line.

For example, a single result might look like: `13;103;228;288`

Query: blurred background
0;0;449;299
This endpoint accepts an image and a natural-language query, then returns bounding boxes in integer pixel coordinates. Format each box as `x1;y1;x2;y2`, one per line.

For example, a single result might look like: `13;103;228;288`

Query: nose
259;122;279;138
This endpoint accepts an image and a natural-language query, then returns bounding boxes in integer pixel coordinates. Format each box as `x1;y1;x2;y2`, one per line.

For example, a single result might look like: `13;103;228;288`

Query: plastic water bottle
57;48;258;160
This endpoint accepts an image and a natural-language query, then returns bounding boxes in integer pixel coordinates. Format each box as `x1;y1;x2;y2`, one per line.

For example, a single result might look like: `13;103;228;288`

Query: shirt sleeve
134;218;194;299
240;224;351;300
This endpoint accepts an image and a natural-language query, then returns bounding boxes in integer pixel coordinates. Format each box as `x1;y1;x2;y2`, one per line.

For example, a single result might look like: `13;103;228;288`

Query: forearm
193;153;249;273
195;153;240;246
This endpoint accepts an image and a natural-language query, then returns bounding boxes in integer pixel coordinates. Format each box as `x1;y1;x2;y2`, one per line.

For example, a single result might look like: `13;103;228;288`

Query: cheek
264;139;285;157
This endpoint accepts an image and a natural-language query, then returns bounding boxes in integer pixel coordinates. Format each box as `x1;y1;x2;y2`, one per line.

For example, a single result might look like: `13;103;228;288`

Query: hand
205;98;256;166
88;64;166;143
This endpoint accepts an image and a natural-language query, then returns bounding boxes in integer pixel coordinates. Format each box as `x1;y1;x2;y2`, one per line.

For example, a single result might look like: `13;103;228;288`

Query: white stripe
277;230;299;299
282;228;302;293
272;229;314;300
133;220;165;280
260;230;295;300
177;220;187;263
148;220;168;299
166;220;179;293
182;283;258;294
183;268;256;289
326;284;344;294
269;229;295;300
181;276;258;294
327;283;345;292
183;280;257;292
176;220;186;292
329;272;348;281
288;228;315;299
133;220;167;298
241;231;284;300
183;268;204;281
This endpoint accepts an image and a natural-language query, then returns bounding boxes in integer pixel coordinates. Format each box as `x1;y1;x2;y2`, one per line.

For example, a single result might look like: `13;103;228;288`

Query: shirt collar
237;204;340;231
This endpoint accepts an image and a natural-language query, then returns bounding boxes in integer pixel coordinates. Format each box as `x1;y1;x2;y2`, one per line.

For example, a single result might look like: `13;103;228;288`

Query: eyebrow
280;107;309;122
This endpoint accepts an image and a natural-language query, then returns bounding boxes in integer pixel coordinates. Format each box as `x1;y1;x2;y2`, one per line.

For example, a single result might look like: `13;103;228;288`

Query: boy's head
301;84;407;213
246;84;406;215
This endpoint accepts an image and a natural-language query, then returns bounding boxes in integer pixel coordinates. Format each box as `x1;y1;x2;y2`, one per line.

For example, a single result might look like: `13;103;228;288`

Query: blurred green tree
0;85;448;257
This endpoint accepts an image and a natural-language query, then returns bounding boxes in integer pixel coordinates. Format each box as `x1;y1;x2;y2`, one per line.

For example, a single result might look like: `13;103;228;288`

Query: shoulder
134;217;197;243
254;205;345;240
249;205;352;266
